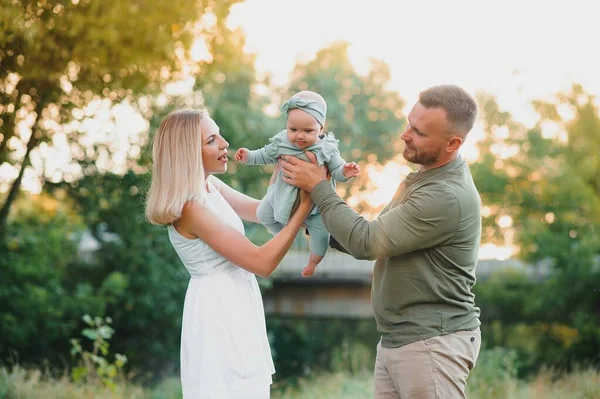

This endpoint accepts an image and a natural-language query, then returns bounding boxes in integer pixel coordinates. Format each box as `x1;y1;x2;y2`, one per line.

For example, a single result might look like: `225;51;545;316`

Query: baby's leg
302;214;329;277
302;252;325;277
256;187;284;235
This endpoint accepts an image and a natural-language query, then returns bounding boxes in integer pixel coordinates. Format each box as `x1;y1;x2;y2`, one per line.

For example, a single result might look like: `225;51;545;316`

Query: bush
0;193;89;368
467;347;520;398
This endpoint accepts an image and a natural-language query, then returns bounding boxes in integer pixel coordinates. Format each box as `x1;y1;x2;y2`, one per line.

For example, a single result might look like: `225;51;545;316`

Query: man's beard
403;145;440;166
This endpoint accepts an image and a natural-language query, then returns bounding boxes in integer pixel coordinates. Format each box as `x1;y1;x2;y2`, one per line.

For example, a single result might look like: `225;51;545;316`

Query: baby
235;90;359;277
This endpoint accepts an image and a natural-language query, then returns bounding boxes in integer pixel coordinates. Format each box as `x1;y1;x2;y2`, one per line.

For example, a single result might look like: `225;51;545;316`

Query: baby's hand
234;148;249;163
343;162;360;178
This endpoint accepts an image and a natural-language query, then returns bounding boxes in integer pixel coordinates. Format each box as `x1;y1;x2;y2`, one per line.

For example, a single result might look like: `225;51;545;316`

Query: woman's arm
176;190;312;278
209;176;260;223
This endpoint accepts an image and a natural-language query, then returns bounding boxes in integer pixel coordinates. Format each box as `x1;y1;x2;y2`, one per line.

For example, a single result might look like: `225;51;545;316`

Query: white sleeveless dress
168;180;275;398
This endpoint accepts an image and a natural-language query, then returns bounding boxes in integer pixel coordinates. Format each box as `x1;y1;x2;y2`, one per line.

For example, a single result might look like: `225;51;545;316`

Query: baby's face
286;109;323;149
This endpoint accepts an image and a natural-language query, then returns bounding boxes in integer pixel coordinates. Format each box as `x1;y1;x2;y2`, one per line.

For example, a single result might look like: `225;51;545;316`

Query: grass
273;368;600;399
2;357;599;399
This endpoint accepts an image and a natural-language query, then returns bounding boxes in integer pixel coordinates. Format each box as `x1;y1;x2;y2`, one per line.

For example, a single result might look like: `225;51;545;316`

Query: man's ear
447;136;463;152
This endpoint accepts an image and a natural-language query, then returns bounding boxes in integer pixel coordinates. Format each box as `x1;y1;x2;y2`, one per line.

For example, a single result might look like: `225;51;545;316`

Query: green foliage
472;85;600;372
143;0;278;244
70;315;127;389
0;0;215;229
3;0;600;383
287;42;405;162
0;193;90;366
267;318;379;387
46;170;188;376
474;270;600;375
474;269;534;325
467;347;520;397
272;370;373;399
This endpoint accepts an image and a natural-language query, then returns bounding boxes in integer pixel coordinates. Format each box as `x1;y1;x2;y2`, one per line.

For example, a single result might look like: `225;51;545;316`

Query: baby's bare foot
303;253;324;277
302;263;318;277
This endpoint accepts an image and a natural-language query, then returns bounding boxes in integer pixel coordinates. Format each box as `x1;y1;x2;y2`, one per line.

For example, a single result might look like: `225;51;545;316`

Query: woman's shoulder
181;199;210;221
173;200;211;240
207;175;222;192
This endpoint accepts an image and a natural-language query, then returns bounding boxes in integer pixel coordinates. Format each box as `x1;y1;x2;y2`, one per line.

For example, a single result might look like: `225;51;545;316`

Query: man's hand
342;162;360;178
234;148;249;163
280;151;328;192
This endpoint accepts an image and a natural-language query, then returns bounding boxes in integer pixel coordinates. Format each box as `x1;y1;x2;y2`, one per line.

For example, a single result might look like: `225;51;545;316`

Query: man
280;84;482;398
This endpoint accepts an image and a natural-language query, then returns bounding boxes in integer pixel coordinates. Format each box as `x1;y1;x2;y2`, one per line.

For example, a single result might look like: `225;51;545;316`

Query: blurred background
1;0;599;398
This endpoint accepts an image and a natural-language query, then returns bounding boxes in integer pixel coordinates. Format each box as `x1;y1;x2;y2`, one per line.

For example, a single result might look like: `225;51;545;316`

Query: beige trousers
374;329;481;399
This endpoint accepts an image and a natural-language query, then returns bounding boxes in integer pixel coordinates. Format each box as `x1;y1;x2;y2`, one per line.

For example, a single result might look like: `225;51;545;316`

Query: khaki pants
374;329;481;399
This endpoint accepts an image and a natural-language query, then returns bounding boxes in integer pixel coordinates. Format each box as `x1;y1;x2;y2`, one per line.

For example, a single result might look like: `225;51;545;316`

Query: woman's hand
298;188;313;209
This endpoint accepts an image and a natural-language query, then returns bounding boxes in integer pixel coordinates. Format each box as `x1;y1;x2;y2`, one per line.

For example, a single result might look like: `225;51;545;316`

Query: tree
287;41;405;162
0;0;213;233
473;85;600;267
472;85;600;371
285;41;407;214
44;171;189;375
141;0;277;244
189;1;279;202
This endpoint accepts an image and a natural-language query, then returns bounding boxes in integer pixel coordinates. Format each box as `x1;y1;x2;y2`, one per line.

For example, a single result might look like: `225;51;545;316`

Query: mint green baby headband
280;95;327;126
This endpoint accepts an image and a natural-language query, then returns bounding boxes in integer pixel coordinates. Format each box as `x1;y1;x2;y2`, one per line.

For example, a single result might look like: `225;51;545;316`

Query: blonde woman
145;109;313;398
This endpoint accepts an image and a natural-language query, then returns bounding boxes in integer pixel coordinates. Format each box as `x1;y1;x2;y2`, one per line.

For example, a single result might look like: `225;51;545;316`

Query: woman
145;109;313;398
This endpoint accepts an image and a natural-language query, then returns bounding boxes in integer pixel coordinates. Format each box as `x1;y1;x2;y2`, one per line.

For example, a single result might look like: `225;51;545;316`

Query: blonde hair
145;109;206;225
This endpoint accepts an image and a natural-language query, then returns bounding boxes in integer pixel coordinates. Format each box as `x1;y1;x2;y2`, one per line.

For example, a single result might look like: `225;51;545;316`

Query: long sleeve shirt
311;157;481;347
247;130;350;223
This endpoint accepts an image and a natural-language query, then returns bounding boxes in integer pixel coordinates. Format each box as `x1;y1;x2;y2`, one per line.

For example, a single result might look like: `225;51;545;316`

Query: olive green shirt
311;157;481;347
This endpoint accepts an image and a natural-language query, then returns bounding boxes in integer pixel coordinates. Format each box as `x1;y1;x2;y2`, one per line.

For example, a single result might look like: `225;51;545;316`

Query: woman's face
200;116;229;177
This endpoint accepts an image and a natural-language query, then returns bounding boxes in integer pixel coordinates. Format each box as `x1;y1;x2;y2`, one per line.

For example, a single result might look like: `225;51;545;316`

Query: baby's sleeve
320;133;350;182
327;153;350;182
247;147;277;165
246;131;285;165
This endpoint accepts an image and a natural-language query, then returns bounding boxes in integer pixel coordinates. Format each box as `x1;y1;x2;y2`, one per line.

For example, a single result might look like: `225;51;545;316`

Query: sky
227;0;600;128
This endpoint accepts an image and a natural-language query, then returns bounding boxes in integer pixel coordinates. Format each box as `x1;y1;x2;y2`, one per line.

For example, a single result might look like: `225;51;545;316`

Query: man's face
400;102;454;166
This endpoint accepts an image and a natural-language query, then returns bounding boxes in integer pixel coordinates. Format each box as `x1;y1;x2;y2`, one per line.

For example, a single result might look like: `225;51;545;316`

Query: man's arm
310;181;460;260
280;153;460;260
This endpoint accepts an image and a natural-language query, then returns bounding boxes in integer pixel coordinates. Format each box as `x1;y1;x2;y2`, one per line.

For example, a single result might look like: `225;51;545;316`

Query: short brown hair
419;85;477;136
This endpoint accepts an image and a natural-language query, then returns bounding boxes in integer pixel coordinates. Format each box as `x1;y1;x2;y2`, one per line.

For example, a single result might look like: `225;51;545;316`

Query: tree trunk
0;113;40;234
